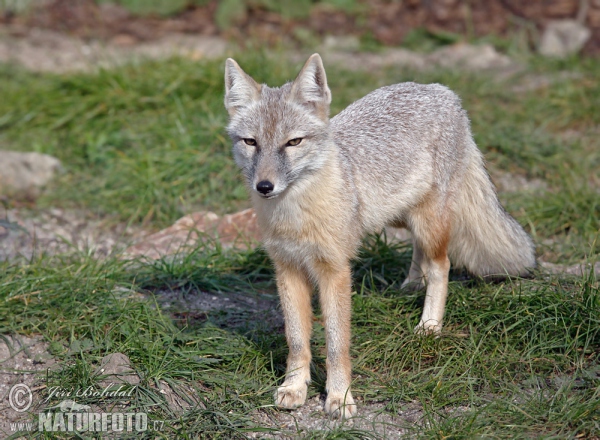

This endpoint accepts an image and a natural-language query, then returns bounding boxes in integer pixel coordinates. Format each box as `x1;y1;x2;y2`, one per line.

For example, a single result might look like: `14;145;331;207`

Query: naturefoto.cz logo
39;409;149;433
8;383;164;434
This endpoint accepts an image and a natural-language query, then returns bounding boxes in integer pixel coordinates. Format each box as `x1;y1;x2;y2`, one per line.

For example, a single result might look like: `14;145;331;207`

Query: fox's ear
290;53;331;119
224;58;262;116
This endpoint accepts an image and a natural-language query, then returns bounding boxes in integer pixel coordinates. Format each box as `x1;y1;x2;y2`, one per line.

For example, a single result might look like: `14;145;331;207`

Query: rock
322;35;360;52
321;48;426;71
509;71;583;93
539;20;591;57
0;151;62;197
110;33;138;47
0;29;228;73
95;353;139;387
215;208;261;247
123;208;261;260
489;170;548;193
428;43;514;71
305;43;518;73
152;380;204;414
540;261;600;277
381;48;429;69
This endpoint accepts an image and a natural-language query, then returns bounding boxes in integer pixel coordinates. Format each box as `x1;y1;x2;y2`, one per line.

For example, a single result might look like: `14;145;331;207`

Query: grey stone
322;35;360;52
540;261;600;277
300;44;518;74
428;43;514;71
0;151;62;196
153;380;205;414
539;20;591;58
95;353;139;386
0;28;229;73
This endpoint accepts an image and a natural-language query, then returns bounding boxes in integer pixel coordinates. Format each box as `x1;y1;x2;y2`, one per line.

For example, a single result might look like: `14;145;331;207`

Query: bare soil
0;206;147;261
0;335;55;436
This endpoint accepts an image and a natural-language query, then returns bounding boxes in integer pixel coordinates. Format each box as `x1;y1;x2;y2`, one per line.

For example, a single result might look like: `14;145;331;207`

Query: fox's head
224;54;332;200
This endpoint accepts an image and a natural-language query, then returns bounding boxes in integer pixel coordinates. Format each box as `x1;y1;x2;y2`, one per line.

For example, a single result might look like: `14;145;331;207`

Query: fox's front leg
317;264;357;418
274;262;313;409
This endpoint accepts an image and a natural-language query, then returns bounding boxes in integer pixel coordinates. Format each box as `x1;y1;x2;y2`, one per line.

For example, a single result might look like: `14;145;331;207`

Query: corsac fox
223;54;536;418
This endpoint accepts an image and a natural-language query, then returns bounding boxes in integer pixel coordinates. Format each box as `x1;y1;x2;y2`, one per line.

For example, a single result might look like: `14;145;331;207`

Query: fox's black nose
256;180;274;195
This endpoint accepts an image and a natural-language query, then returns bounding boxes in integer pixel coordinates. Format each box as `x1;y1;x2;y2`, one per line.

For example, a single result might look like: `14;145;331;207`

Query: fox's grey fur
224;54;536;418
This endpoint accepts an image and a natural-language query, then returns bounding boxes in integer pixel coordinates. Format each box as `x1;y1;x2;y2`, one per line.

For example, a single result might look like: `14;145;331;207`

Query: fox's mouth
254;188;284;199
259;193;280;200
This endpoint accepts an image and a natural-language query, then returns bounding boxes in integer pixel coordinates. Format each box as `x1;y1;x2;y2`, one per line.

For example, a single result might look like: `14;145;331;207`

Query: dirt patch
0;335;56;436
311;42;521;74
540;261;600;277
250;399;473;438
153;286;282;333
489;169;548;194
0;26;228;72
0;206;147;261
509;70;585;93
250;398;417;438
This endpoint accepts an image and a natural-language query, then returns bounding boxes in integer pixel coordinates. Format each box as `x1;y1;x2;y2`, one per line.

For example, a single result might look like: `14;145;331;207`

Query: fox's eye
243;138;257;146
286;138;303;147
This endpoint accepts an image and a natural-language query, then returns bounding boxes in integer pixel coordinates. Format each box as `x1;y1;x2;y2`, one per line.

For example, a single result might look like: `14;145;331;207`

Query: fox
223;53;536;418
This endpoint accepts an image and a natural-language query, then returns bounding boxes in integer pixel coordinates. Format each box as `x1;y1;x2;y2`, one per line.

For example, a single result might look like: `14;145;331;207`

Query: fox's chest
255;192;359;272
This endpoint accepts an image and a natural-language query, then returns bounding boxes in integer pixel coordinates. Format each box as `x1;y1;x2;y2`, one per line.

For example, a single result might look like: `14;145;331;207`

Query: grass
0;49;599;438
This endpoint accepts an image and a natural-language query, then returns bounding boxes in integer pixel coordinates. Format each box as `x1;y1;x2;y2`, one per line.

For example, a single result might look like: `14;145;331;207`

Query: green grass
1;51;599;438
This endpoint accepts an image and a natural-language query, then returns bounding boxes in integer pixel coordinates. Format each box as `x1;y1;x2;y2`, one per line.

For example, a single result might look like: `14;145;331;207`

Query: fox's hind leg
417;249;450;334
401;238;428;291
389;220;428;291
274;262;313;409
409;198;451;334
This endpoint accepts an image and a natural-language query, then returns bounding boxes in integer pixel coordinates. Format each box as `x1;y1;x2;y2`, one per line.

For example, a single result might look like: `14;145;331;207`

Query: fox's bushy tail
448;143;536;278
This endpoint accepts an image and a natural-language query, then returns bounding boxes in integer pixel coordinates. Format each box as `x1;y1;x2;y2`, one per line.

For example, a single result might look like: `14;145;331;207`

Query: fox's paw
324;391;357;419
275;382;308;409
414;319;442;335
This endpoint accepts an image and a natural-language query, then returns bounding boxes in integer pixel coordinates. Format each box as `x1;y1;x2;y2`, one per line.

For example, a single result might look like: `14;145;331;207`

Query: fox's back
330;82;471;231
